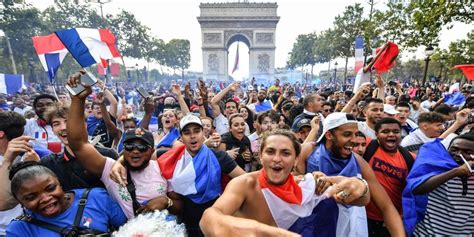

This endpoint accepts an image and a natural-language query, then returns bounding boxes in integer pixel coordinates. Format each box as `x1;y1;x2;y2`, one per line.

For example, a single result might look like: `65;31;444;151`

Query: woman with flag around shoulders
199;129;370;237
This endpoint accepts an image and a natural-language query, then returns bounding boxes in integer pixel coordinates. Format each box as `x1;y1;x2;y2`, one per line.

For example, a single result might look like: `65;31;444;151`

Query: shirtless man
200;129;370;236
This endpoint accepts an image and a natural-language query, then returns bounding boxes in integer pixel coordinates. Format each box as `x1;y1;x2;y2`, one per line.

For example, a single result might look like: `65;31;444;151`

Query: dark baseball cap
123;128;154;147
296;118;311;131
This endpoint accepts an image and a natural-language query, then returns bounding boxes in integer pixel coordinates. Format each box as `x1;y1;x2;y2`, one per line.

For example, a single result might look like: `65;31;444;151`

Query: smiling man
403;132;474;236
200;129;369;236
65;71;180;220
362;117;415;236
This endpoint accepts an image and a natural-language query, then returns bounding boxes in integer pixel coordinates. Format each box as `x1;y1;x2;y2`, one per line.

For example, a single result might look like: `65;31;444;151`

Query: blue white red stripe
0;74;24;95
354;36;364;74
261;173;327;231
158;145;221;204
55;28;121;68
32;34;68;81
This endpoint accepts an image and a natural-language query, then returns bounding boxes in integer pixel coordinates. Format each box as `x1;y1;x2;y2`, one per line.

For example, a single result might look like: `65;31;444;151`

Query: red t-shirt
366;147;409;221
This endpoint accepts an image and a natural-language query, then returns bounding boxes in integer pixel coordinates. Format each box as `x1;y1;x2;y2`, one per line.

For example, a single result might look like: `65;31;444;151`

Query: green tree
164;39;190;79
108;10;151;59
287;33;317;77
0;2;47;80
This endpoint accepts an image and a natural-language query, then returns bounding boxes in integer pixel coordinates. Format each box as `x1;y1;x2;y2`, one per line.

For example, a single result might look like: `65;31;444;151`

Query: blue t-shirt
6;188;126;237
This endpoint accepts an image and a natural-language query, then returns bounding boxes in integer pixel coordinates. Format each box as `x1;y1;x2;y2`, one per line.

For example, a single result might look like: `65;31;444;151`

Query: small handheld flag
32;34;68;82
232;42;239;74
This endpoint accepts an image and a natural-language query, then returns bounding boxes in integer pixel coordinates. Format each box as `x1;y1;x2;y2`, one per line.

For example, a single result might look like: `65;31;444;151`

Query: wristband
357;177;369;198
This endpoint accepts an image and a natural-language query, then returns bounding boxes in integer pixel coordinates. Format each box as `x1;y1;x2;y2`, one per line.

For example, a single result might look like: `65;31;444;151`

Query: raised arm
0;136;37;210
97;80;118;118
198;79;212;118
374;74;385;100
139;97;155;130
439;109;470;139
171;84;190;115
303;116;321;144
66;71;107;177
413;160;472;195
342;83;370;113
210;82;240;118
97;92;122;147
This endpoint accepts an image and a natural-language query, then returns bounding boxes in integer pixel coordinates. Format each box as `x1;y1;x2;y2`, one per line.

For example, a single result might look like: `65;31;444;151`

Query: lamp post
87;0;112;20
135;63;140;83
28;57;36;83
438;56;446;82
422;45;434;86
333;62;338;87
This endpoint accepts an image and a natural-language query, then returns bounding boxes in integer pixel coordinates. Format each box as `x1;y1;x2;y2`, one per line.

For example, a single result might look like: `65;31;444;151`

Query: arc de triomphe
197;2;279;81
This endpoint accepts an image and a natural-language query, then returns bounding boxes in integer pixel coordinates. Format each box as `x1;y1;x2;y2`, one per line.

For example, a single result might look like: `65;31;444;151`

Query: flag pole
49;67;59;100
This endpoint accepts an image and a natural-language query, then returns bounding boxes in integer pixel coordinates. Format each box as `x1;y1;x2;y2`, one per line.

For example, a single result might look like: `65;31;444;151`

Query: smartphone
136;87;150;98
66;70;99;96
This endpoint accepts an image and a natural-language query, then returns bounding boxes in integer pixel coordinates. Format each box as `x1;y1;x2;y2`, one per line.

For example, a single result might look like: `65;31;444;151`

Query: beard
258;97;265;103
125;158;151;172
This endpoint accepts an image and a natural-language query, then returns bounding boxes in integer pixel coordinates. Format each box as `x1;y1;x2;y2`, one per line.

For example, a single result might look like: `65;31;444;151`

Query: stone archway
197;2;279;81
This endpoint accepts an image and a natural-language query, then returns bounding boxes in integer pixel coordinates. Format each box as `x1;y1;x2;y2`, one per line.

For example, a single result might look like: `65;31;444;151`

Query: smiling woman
6;161;127;237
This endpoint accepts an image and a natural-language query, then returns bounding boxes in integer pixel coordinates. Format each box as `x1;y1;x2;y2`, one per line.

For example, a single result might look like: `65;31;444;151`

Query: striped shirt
414;176;474;236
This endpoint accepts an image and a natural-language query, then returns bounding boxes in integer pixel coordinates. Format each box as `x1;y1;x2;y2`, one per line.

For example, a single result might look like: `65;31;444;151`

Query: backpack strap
126;168;142;216
363;140;414;172
14;189;94;236
15;215;71;235
72;189;91;228
362;139;379;163
398;146;415;171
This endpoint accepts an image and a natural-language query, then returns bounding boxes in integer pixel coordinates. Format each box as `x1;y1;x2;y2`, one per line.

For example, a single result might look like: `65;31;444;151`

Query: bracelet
166;197;173;208
357;177;369;198
197;104;203;106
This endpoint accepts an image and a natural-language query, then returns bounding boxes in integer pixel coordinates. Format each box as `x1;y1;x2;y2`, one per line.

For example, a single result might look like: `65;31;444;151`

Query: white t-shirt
23;119;60;151
13;106;32;116
357;122;376;140
420;100;436;110
101;157;168;219
214;113;229;135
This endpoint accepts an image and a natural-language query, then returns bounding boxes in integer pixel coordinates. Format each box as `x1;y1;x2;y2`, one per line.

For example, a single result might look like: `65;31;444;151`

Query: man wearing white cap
111;114;245;237
296;112;405;236
383;104;399;117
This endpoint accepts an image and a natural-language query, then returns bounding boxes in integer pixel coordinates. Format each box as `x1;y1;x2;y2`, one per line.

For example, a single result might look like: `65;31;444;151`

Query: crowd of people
0;68;473;236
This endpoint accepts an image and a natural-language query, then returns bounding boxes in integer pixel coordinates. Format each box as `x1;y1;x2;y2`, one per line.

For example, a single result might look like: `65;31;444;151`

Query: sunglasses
123;143;150;152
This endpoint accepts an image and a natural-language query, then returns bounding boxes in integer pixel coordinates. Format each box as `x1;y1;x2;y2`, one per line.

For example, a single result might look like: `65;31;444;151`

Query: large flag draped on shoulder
452;64;474;81
55;28;121;68
32;34;68;82
232;42;239;74
158;144;222;204
372;42;399;73
0;74;25;95
354;36;364;74
402;139;458;236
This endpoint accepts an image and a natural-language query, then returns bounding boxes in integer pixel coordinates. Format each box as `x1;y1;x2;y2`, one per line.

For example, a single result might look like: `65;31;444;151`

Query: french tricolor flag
55;28;121;68
260;172;328;235
354;36;364;74
32;33;68;81
0;74;25;95
158;145;222;204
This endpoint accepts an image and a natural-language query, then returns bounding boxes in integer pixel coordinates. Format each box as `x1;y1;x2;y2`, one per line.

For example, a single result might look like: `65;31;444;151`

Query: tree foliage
0;1;191;83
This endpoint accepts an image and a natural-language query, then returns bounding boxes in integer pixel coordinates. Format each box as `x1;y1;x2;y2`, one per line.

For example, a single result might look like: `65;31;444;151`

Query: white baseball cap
383;104;400;115
179;114;203;130
316;112;359;143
